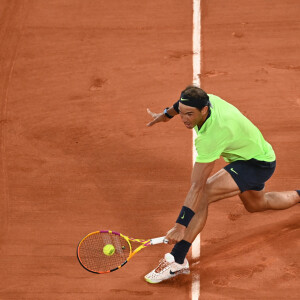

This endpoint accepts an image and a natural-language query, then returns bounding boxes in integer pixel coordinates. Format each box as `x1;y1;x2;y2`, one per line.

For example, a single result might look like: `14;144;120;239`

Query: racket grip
150;236;168;245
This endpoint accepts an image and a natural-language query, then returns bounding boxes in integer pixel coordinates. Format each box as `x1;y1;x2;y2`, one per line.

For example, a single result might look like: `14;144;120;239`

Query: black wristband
163;107;174;119
172;101;180;113
176;206;195;227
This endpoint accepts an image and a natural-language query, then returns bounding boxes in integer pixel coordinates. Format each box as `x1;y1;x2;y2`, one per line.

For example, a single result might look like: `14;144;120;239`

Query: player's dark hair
181;85;209;110
172;85;210;113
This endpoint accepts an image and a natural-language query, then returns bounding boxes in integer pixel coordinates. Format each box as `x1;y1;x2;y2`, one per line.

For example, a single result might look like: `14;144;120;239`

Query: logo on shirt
230;168;238;175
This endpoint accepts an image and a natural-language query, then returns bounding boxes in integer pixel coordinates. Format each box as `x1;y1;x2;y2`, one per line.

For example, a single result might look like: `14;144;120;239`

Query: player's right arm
147;101;179;127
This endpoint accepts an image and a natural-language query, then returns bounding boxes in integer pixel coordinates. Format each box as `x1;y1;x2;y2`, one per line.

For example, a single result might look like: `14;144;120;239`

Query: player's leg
145;168;241;283
182;168;240;243
239;189;299;212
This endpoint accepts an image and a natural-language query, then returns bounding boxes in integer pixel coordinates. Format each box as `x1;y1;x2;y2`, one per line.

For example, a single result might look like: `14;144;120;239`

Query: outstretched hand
146;108;169;127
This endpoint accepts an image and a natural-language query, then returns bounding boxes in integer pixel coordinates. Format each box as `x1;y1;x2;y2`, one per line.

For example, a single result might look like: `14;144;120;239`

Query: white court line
191;0;201;299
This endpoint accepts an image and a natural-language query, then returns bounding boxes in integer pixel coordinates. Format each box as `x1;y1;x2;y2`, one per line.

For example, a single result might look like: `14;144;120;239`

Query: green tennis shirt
194;94;276;163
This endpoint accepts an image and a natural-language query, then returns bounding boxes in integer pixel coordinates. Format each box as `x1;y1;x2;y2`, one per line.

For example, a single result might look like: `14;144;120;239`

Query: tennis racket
77;230;168;274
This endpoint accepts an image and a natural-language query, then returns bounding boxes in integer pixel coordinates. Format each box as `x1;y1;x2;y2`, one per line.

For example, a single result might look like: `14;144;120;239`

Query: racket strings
78;232;130;273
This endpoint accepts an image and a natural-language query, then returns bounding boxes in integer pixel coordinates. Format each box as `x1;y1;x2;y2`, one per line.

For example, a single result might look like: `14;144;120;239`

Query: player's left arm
166;161;215;243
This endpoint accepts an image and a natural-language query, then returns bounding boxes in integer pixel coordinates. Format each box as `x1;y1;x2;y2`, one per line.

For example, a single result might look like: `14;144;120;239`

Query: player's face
178;103;208;129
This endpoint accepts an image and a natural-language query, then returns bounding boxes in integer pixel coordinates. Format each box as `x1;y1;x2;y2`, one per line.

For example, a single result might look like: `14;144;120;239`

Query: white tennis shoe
144;253;190;284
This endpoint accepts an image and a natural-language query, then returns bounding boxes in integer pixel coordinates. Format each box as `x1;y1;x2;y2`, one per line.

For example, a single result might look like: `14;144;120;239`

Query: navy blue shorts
224;159;276;193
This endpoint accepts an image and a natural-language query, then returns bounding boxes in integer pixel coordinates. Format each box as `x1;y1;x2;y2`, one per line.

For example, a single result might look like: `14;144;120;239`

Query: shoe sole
144;277;159;284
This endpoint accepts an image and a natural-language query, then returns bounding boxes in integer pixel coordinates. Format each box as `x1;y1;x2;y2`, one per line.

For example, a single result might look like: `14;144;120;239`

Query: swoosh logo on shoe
230;168;238;175
170;269;186;275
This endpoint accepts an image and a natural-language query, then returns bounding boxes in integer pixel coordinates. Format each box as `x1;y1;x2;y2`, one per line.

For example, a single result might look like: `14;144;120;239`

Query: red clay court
0;1;299;299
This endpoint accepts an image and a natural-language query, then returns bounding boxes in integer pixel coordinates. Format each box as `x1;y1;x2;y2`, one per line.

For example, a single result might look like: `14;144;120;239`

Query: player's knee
243;202;266;213
244;205;259;213
240;191;269;213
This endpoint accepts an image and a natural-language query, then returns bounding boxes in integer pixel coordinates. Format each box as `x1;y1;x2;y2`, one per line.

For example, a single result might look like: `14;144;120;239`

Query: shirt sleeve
194;136;224;163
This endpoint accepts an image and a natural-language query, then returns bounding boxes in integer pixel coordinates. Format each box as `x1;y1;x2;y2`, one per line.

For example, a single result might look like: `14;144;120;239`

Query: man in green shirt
144;85;299;284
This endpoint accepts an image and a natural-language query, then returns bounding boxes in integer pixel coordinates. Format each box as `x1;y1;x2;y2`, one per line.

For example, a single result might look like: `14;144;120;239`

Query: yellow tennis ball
103;244;115;256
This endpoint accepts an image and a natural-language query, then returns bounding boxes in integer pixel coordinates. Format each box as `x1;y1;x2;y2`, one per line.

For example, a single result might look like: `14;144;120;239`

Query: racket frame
77;230;167;274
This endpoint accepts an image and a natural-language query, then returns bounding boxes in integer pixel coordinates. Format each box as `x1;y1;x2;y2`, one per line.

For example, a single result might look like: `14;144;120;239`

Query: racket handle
150;236;168;245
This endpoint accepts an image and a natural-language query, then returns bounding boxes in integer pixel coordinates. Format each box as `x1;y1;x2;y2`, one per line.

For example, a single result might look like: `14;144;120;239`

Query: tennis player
144;85;299;283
